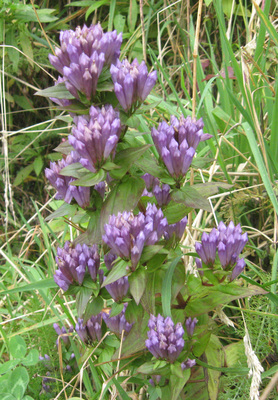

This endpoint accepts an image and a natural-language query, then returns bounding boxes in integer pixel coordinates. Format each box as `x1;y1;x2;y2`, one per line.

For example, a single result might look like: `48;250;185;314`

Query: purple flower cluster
49;23;122;100
102;303;133;336
195;221;248;281
54;241;101;291
145;314;184;363
45;151;90;208
104;276;129;302
151;115;212;179
53;323;73;346
164;216;188;241
110;59;157;111
102;203;168;270
75;314;102;344
69;105;122;172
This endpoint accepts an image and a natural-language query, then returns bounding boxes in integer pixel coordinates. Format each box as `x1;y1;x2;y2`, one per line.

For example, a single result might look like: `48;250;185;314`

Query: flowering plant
38;22;266;400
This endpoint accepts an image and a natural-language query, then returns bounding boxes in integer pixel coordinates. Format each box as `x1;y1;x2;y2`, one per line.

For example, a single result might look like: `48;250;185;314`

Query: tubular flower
151;115;212;179
104;276;129;302
54;241;100;291
185;317;198;337
164;216;188;241
110;59;157;111
68;105;122;172
102;303;133;336
49;23;122;100
145;314;185;363
53;323;73;347
195;221;248;281
75;314;102;344
102;203;168;270
45;151;90;208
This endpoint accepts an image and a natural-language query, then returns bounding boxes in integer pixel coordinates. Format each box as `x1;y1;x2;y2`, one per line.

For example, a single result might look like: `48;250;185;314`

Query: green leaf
10;367;29;400
170;368;191;400
0;360;19;374
0;394;17;400
45;203;78;221
172;186;211;212
71;169;106;187
19;31;33;66
109;302;124;318
100;177;145;232
137;360;169;375
204;335;225;400
33;156;43;176
129;268;146;305
102;259;129;287
140;272;155;314
35;83;75;99
9;336;27;359
0;278;58;296
185;285;267;316
85;0;110;19
114;14;126;33
193;331;211;357
59;162;85;178
193;182;233;197
76;287;93;318
83;296;104;323
13;164;34;186
162;257;182;317
109;145;152;180
140;245;165;264
21;349;39;367
54;140;74;155
128;0;138;33
163;201;191;224
125;300;144;324
135;156;175;183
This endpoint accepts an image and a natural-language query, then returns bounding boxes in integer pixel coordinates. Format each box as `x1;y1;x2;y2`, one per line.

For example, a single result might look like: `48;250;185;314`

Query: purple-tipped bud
181;358;196;370
185;317;198;337
103;204;168;270
151;115;212;179
145;314;184;363
49;23;122;100
104;276;129;302
75;314;102;344
149;375;161;386
102;303;133;336
164;216;188;241
54;241;101;291
45;151;90;208
69;105;121;172
230;257;246;281
110;59;157;110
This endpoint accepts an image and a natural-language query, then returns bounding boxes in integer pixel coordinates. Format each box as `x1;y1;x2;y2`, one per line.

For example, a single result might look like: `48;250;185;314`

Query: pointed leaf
35;83;75;99
76;287;93;318
172;186;211;212
70;169;106;187
102;260;129;287
129;268;146;305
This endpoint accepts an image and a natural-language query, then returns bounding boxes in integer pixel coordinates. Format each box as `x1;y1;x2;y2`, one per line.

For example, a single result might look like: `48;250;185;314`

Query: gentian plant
39;23;266;400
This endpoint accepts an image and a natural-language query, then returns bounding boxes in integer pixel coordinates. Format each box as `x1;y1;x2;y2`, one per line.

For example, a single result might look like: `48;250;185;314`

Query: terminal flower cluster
54;241;101;291
195;221;248;281
69;105;122;172
145;314;184;363
45;151;90;208
102;303;133;336
151;115;212;179
102;203;168;270
110;59;157;111
49;23;122;100
75;315;102;344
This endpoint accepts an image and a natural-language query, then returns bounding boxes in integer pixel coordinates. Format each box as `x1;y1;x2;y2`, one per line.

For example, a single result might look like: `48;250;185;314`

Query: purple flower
181;358;196;370
54;241;100;291
53;323;73;347
68;105;122;172
142;173;160;191
45;151;90;208
149;375;161;386
102;303;133;336
110;59;157;111
104;276;129;302
195;221;248;281
153;184;171;206
75;314;102;344
151;115;212;179
185;317;198;337
49;24;122;100
145;314;184;363
164;216;188;240
102;203;168;270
